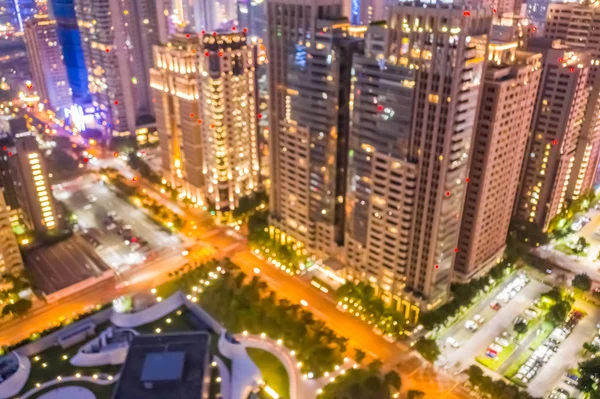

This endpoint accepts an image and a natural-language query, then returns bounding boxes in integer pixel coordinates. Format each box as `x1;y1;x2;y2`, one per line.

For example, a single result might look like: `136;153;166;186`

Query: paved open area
437;274;550;374
53;174;181;272
24;235;110;295
534;207;600;283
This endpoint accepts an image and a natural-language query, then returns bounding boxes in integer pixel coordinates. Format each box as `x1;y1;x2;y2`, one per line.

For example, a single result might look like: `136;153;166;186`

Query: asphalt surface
24;235;109;294
54;174;181;271
438;274;549;371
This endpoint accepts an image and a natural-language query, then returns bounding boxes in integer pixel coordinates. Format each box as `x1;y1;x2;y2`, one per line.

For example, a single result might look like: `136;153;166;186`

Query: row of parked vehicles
515;311;583;386
104;211;149;252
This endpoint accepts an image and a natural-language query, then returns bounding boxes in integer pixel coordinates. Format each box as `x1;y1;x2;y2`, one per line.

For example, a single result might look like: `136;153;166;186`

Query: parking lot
54;174;181;271
528;299;599;398
437;272;550;375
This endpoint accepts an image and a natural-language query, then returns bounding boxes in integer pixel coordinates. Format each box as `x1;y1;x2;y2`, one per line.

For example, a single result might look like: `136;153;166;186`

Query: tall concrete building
344;6;491;320
545;3;600;205
74;0;154;139
266;0;345;256
151;34;204;202
0;190;23;277
152;32;260;210
24;12;72;111
455;40;542;282
350;0;389;25
515;39;592;229
11;132;58;234
199;31;260;211
270;18;361;260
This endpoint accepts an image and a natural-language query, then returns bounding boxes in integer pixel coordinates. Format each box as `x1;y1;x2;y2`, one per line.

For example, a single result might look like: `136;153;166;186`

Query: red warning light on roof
377;105;383;111
552;140;558;145
435;264;439;269
243;28;248;33
559;57;564;63
218;51;223;57
454;247;459;253
257;114;262;119
186;33;190;38
466;177;470;183
197;119;203;124
493;8;497;12
232;26;237;31
105;48;110;52
212;32;217;36
445;191;451;197
133;176;138;182
570;67;575;72
113;152;118;157
204;51;209;56
532;26;537;32
201;30;206;35
463;11;471;16
114;100;119;105
190;113;195;118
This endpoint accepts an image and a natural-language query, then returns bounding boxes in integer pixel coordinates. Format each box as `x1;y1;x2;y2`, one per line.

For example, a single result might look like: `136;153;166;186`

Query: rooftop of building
112;332;211;399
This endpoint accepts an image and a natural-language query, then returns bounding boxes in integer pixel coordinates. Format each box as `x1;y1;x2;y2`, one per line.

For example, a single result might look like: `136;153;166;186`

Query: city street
53;174;181;271
438;276;549;375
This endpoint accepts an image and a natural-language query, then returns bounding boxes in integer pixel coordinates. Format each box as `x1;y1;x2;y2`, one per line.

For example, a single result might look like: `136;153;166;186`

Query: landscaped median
246;347;290;399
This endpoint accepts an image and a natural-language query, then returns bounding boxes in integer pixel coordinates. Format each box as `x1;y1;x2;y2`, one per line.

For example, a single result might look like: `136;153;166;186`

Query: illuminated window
428;94;439;104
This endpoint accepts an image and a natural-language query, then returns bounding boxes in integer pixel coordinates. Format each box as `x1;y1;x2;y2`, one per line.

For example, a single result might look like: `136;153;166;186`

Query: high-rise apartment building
266;0;344;256
11;132;58;234
152;32;260;210
151;34;204;201
49;0;90;104
455;40;542;282
545;3;600;204
237;0;268;41
344;6;491;319
0;190;23;277
515;39;592;229
24;12;72;111
74;0;154;139
199;32;259;211
350;0;389;25
270;19;361;260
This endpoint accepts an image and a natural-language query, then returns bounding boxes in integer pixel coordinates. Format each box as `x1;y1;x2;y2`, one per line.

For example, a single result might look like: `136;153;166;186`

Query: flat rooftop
24;234;109;295
113;332;211;399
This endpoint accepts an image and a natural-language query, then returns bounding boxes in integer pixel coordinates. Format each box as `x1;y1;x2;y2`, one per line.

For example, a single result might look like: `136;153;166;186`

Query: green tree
383;370;401;392
514;320;528;335
407;390;425;399
355;348;366;364
575;237;590;254
583;342;600;355
546;300;572;325
2;298;32;317
414;338;440;363
573;273;592;292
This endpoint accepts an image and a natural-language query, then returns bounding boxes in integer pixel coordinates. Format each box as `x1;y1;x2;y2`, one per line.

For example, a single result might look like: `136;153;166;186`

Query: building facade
199;32;260;211
515;39;592;230
24;12;72;111
11;132;58;234
50;0;90;104
151;34;204;202
266;0;345;255
74;0;154;139
152;32;260;210
344;6;491;319
455;41;542;282
545;3;600;205
0;189;23;278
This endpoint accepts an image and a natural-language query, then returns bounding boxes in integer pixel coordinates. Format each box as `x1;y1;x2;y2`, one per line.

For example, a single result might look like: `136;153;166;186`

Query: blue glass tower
49;0;90;104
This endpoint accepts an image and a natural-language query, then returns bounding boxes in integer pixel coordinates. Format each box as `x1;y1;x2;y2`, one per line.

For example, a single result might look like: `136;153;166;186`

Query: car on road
446;337;461;348
465;320;478;331
490;301;501;311
473;314;485;325
549;388;570;399
87;194;97;203
564;372;579;386
495;337;509;347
